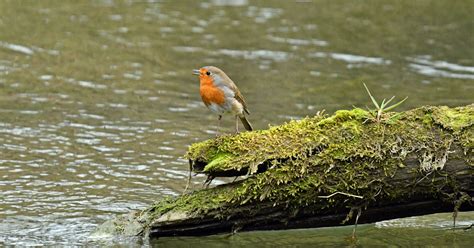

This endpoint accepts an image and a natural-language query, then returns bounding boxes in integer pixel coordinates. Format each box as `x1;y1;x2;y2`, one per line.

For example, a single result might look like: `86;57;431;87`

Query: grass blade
387;112;403;124
365;106;376;117
380;98;387;109
363;83;380;109
384;96;395;106
384;97;408;111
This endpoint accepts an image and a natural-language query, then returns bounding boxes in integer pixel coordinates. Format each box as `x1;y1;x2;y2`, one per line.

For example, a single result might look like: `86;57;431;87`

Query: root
203;175;215;188
182;160;193;195
352;207;362;239
318;191;363;199
452;192;471;229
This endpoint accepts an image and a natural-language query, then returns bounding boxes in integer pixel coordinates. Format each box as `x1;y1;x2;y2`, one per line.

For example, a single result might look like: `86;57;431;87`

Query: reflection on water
156;213;474;247
408;55;474;80
0;41;35;55
0;0;472;246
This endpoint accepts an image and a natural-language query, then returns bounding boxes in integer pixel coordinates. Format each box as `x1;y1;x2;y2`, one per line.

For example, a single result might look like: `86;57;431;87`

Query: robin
193;66;253;133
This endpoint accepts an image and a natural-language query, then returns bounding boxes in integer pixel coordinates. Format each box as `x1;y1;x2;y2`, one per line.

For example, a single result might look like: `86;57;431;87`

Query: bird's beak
192;69;200;75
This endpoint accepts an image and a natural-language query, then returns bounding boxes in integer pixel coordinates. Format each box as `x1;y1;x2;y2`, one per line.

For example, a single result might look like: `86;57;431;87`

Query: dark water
0;0;473;246
156;215;474;248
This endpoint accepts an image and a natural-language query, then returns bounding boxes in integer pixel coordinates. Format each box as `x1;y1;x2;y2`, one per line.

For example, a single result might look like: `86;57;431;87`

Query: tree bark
148;148;472;237
93;105;473;238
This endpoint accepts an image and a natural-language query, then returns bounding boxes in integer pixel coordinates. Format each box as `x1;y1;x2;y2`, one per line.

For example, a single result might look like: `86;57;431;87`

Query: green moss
186;139;219;162
181;105;471;210
203;152;235;173
422;113;434;126
341;120;363;134
185;109;373;175
317;108;368;126
185;114;328;174
122;105;473;234
431;105;474;132
460;128;473;150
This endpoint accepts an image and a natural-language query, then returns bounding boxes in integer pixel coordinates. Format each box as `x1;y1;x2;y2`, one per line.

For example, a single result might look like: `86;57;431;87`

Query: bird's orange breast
199;76;226;106
200;85;226;106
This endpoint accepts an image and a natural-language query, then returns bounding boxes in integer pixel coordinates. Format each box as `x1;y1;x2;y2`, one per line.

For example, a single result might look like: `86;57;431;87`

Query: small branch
414;170;434;186
318;191;363;199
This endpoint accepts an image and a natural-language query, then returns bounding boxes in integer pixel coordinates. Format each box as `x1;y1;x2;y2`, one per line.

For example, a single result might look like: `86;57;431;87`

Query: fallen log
93;105;473;238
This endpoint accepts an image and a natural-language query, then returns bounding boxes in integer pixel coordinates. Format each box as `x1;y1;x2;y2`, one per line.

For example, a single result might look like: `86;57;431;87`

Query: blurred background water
0;0;472;246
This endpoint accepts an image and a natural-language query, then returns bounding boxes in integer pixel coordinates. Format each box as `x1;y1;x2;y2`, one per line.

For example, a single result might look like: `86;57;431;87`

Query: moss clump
149;186;235;217
427;104;473;154
187;139;219;163
180;105;471;212
120;105;472;235
317;108;369;126
430;104;474;132
185;114;328;174
203;152;235;173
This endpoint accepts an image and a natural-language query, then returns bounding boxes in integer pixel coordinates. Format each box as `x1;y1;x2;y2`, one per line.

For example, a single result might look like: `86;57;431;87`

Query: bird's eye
206;71;211;76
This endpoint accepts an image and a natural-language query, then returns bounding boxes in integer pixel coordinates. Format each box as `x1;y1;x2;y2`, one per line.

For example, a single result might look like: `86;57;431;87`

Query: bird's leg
235;115;239;133
216;115;222;136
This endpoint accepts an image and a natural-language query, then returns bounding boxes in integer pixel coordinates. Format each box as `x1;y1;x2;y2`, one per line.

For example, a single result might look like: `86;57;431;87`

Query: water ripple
210;0;248;6
267;35;328;47
0;41;34;55
77;80;107;89
246;6;283;23
219;48;289;62
408;56;474;79
0;126;41;137
309;52;392;67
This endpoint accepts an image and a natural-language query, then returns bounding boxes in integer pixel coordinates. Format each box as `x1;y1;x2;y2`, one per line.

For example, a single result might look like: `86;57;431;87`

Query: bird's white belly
207;98;243;115
208;102;227;114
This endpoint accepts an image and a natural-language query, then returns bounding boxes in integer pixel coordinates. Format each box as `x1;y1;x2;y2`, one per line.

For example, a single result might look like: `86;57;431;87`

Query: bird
193;66;253;134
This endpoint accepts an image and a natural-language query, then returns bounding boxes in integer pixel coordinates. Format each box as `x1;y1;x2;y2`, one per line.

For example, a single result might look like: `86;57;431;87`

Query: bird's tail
239;115;253;131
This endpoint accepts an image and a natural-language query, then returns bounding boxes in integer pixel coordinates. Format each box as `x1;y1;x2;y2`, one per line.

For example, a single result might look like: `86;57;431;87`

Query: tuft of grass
363;83;407;123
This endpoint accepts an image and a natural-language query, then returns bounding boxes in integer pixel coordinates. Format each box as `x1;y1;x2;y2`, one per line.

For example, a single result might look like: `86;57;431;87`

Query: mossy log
94;105;473;238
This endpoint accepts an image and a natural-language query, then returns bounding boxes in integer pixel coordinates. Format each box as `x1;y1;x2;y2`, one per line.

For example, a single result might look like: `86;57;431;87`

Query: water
0;0;473;246
156;215;474;247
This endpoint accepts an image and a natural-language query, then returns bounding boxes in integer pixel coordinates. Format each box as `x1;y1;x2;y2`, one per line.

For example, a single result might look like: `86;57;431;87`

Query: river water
0;0;473;246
